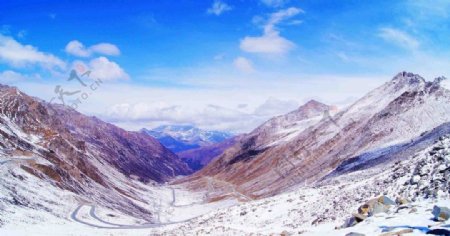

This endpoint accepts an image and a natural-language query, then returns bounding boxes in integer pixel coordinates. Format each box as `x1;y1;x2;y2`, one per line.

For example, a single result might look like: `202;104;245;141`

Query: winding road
70;183;241;229
169;187;203;207
70;187;208;229
205;176;252;201
70;204;195;229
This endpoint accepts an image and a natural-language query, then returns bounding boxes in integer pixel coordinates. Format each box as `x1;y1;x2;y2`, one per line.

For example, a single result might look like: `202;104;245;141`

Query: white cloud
90;43;120;56
253;97;298;116
85;73;383;132
264;7;303;35
89;56;129;80
104;102;255;132
14;65;389;133
378;27;419;50
0;70;27;84
65;40;120;57
65;40;90;57
207;0;232;16
240;7;303;55
233;57;255;73
240;32;295;54
103;98;298;133
260;0;289;8
0;34;66;69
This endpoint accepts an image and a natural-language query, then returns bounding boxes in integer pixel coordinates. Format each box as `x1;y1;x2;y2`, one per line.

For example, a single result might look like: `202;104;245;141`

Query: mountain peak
392;71;426;85
295;99;330;115
433;76;447;85
304;99;324;106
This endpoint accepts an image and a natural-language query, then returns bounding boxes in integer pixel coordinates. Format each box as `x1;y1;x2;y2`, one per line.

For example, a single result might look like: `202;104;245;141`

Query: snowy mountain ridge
186;72;450;199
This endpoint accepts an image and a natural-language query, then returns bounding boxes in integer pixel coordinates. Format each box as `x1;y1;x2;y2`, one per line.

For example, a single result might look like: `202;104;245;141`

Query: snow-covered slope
188;72;450;199
157;131;450;235
2;126;447;236
0;84;191;222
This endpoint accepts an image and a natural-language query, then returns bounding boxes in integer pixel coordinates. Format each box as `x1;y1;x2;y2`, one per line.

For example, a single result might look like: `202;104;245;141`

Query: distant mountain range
141;125;233;153
141;125;235;170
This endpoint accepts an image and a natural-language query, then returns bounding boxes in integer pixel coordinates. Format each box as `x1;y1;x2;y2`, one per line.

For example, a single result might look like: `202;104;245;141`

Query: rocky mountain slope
158;128;450;235
141;125;233;153
0;84;191;220
186;72;450;199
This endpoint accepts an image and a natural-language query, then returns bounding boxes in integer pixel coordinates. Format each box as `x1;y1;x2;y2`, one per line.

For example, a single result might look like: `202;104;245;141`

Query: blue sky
1;0;449;132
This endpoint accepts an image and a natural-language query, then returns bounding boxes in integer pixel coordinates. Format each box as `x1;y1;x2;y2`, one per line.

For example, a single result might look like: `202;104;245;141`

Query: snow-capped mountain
187;72;450;199
141;125;234;153
242;99;336;149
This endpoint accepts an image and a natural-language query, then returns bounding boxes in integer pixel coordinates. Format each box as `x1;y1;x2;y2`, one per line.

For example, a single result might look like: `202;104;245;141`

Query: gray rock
352;213;367;222
426;228;450;235
395;197;409;205
378;196;396;205
409;208;418;213
395;205;409;213
370;202;390;216
432;205;450;221
342;217;357;228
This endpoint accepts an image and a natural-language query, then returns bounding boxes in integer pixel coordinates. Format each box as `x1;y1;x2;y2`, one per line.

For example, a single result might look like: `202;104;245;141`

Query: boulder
342;217;358;228
378;196;396;205
358;198;378;215
426;228;450;235
432;205;450;221
358;203;371;215
369;202;391;216
395;205;409;213
352;213;367;222
395;197;409;205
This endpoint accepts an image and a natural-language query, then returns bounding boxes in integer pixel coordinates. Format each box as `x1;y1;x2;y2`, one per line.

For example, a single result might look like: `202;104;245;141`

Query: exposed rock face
0;84;191;219
186;72;450;199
